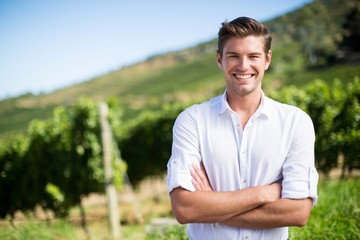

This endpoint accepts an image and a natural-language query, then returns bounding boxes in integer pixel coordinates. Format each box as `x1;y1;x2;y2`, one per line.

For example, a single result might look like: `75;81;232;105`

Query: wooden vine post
99;102;121;239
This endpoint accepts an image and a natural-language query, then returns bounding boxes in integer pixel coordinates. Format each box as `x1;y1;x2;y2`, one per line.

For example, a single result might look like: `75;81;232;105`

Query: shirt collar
219;89;230;115
255;92;271;119
219;89;271;119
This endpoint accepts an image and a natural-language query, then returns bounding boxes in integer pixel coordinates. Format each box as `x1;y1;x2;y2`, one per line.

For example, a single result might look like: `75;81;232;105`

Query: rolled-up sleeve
166;106;201;194
282;110;319;205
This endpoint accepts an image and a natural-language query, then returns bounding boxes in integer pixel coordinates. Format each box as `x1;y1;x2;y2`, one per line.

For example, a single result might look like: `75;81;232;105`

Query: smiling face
217;35;272;98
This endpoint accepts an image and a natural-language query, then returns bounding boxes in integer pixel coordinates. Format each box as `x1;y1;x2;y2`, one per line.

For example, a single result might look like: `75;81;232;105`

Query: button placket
240;126;249;188
230;112;245;189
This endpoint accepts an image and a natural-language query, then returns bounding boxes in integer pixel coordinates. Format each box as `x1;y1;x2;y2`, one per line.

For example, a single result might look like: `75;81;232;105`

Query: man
166;17;318;239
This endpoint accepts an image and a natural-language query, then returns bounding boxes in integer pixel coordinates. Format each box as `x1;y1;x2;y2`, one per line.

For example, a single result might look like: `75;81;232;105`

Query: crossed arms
170;163;313;229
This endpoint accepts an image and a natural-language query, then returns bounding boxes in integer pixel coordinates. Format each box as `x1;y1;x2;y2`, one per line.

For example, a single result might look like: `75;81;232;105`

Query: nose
237;57;248;71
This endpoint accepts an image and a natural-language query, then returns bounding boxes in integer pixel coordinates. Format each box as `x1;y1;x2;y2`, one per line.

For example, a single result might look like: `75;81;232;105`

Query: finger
192;170;206;191
191;164;208;190
190;167;202;183
191;167;207;189
191;178;201;191
199;162;209;182
194;164;209;188
195;162;213;191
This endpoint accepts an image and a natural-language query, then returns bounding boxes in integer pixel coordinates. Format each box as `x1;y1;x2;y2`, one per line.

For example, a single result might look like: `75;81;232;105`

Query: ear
265;50;272;70
216;52;223;70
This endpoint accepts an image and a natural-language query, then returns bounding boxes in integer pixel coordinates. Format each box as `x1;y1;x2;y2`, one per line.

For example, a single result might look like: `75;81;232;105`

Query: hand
191;162;213;191
263;182;282;203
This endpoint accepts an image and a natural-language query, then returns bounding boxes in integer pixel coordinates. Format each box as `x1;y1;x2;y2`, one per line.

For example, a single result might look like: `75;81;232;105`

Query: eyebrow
224;51;239;55
225;51;263;56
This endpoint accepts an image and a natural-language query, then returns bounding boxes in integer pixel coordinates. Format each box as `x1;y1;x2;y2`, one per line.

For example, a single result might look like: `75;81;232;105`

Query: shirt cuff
166;157;196;193
282;167;318;205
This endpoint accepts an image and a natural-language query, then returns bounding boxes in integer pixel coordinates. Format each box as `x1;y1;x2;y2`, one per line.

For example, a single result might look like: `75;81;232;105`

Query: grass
289;177;360;240
0;219;75;240
145;225;187;240
0;177;359;240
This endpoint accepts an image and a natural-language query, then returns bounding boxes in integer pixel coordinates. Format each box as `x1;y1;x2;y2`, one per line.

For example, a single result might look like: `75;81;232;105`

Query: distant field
283;63;360;87
0;105;56;139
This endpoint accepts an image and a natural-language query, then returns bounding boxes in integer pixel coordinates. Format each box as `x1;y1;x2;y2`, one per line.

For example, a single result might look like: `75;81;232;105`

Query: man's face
217;36;272;97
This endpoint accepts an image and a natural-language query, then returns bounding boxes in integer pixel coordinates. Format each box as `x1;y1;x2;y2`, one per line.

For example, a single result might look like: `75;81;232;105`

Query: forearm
170;185;279;224
222;198;313;228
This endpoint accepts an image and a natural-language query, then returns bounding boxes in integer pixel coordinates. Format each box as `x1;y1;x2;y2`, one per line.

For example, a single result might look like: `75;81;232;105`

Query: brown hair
217;17;272;58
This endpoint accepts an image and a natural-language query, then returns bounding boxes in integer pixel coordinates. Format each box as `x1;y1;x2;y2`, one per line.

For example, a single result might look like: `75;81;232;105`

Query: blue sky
0;0;312;99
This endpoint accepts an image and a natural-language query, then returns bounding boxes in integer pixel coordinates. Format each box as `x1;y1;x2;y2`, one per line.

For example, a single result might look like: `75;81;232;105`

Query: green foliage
269;77;360;176
0;98;127;219
333;77;360;174
117;103;187;185
46;183;65;203
0;135;29;218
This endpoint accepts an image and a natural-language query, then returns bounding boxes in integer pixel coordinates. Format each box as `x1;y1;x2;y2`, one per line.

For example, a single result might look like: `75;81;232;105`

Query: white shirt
166;90;318;240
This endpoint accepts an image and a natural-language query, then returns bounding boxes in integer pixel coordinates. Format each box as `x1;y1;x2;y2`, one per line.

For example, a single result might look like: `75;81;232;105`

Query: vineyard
1;0;360;238
0;77;359;238
0;98;127;220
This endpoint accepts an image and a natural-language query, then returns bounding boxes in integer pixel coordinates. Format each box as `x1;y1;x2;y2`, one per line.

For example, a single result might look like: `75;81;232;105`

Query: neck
226;89;262;127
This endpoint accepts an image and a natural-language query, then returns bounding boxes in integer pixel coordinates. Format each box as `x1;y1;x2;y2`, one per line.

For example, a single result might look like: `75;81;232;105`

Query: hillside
1;0;359;139
0;40;222;138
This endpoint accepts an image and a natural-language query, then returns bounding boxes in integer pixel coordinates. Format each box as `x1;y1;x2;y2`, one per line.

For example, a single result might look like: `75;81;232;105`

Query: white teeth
235;74;252;79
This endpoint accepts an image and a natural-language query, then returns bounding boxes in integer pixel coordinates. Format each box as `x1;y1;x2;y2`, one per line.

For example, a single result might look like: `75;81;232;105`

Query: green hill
1;0;359;139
